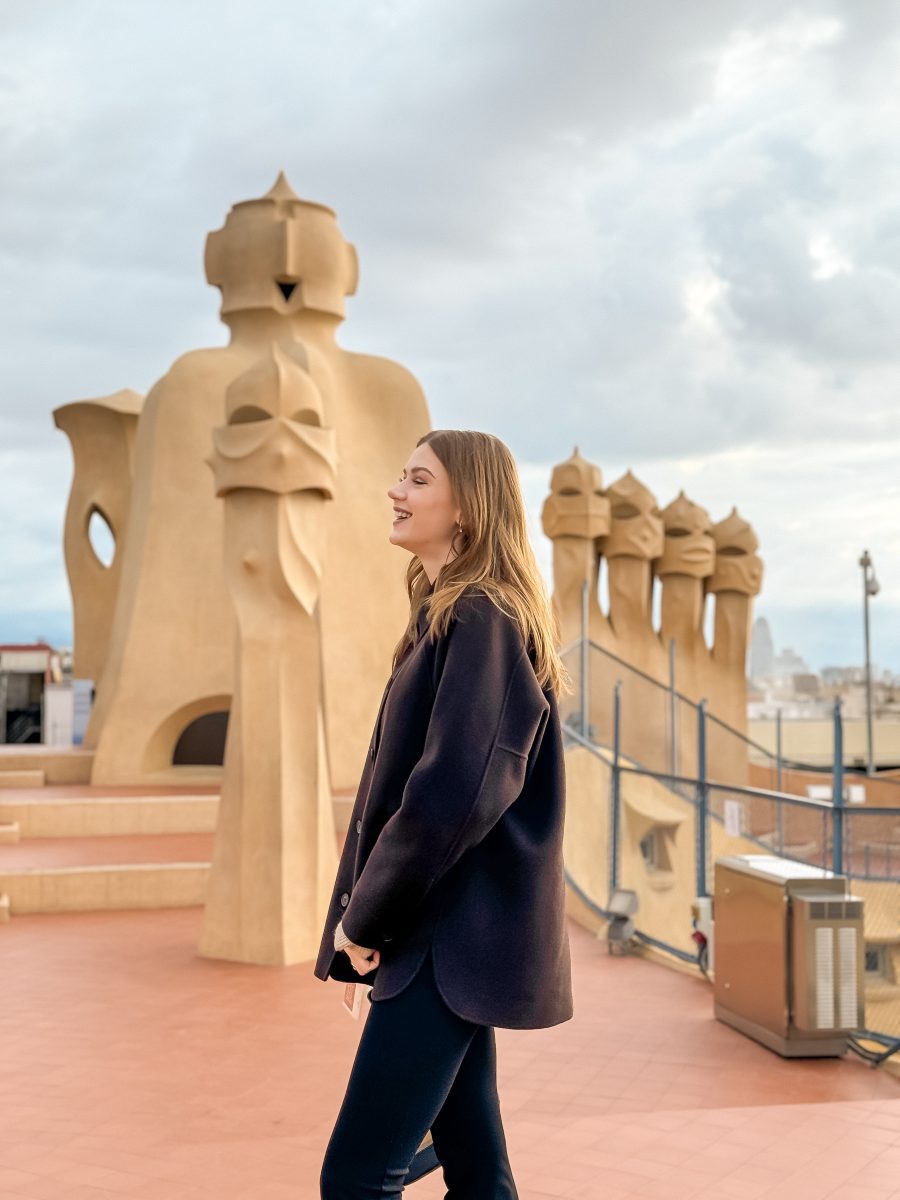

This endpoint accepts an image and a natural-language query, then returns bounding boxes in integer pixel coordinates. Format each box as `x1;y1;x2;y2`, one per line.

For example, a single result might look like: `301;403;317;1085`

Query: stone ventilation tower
52;389;144;688
53;173;430;789
199;343;339;964
541;449;763;780
657;490;716;650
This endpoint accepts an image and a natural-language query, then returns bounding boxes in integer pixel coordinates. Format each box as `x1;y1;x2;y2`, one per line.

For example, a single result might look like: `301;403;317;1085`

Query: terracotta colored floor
2;909;899;1200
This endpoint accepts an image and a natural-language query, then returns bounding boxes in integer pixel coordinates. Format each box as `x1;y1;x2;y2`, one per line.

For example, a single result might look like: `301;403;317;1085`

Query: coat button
340;892;349;907
355;819;362;833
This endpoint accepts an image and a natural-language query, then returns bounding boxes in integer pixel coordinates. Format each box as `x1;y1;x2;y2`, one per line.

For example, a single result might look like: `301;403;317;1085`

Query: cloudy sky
2;0;899;675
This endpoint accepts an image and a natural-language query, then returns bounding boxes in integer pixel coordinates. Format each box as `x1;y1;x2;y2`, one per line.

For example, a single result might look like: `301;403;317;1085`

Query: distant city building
749;616;775;680
746;621;899;728
822;665;867;686
0;642;63;743
772;646;810;680
791;673;820;697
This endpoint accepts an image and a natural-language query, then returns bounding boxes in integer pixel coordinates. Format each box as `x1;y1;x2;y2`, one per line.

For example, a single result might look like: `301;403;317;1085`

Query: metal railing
559;581;900;1050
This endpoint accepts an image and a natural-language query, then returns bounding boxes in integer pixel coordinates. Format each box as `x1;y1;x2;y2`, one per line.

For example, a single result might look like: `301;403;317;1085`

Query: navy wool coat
313;583;573;1029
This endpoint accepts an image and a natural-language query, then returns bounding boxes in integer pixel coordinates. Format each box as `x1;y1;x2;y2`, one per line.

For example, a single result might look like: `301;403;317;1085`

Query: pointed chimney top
264;171;301;202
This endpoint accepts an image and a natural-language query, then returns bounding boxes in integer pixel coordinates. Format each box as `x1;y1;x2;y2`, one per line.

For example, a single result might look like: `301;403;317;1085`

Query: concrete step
1;789;353;836
0;821;20;844
0;833;213;915
0;793;219;838
0;747;93;785
0;788;356;918
0;862;209;914
0;770;46;789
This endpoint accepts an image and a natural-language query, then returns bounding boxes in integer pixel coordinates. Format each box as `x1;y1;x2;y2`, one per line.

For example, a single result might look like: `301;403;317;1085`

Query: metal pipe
776;707;784;854
832;696;844;875
859;550;878;777
696;698;708;898
610;680;622;892
580;578;589;738
668;637;677;780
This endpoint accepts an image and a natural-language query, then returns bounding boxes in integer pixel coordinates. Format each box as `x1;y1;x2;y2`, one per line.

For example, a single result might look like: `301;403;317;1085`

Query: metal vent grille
837;927;858;1029
815;927;835;1029
809;899;863;922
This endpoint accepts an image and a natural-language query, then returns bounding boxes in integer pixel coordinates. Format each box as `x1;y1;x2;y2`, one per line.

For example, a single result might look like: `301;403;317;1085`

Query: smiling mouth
393;509;412;523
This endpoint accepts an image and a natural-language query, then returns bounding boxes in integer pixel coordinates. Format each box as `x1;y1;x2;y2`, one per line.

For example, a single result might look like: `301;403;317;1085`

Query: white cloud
808;231;854;279
1;0;899;672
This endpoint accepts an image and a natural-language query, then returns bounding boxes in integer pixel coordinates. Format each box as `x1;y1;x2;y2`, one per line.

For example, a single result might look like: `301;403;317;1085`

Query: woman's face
386;442;460;560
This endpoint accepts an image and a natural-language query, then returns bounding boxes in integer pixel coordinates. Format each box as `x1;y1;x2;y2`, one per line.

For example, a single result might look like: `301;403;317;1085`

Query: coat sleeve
339;594;550;949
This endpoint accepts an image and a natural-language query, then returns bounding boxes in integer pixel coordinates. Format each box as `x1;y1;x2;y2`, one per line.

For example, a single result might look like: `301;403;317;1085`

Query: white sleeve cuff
333;920;354;952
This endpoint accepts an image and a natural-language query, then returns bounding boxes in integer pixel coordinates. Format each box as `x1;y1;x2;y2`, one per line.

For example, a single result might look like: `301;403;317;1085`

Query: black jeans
319;944;519;1198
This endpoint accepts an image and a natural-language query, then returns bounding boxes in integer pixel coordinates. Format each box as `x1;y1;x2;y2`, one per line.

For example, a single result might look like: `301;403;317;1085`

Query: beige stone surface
750;719;900;772
542;446;763;785
563;745;699;959
0;769;46;789
65;173;429;787
0;747;93;785
0;862;209;914
52;389;143;685
198;342;340;965
0;794;218;838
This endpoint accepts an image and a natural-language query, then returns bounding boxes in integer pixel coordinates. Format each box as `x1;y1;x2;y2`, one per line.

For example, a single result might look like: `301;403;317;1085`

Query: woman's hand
345;942;380;975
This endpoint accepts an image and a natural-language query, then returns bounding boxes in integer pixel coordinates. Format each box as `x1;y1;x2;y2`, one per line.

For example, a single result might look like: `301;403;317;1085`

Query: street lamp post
859;549;879;777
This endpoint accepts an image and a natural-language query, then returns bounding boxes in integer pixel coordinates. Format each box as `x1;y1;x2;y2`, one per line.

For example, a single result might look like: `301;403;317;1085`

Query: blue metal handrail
566;624;900;791
562;692;900;883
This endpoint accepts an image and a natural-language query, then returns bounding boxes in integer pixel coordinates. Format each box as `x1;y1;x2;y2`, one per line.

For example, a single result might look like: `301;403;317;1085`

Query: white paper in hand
342;982;372;1019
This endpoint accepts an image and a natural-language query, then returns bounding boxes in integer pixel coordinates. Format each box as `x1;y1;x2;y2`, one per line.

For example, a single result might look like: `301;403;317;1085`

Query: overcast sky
2;0;899;675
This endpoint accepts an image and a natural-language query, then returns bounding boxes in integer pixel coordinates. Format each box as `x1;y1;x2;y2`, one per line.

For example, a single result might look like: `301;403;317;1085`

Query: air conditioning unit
713;855;864;1057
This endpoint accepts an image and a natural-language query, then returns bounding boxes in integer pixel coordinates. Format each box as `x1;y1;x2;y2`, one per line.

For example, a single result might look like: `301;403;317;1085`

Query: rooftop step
0;833;214;915
0;862;209;914
0;787;356;917
0;769;46;789
0;821;20;844
0;746;93;785
0;792;219;838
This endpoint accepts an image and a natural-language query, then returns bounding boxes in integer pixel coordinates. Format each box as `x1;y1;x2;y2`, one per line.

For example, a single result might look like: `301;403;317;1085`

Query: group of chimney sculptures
52;175;762;966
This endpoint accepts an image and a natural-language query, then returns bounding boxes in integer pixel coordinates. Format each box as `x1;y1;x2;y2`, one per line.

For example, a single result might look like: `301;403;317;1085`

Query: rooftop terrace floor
3;905;899;1200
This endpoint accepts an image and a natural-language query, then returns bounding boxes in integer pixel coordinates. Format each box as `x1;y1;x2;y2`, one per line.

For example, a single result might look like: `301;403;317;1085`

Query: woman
315;429;574;1198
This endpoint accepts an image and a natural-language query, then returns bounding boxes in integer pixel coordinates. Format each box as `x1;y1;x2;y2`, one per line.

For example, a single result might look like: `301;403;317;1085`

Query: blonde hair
391;429;573;701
